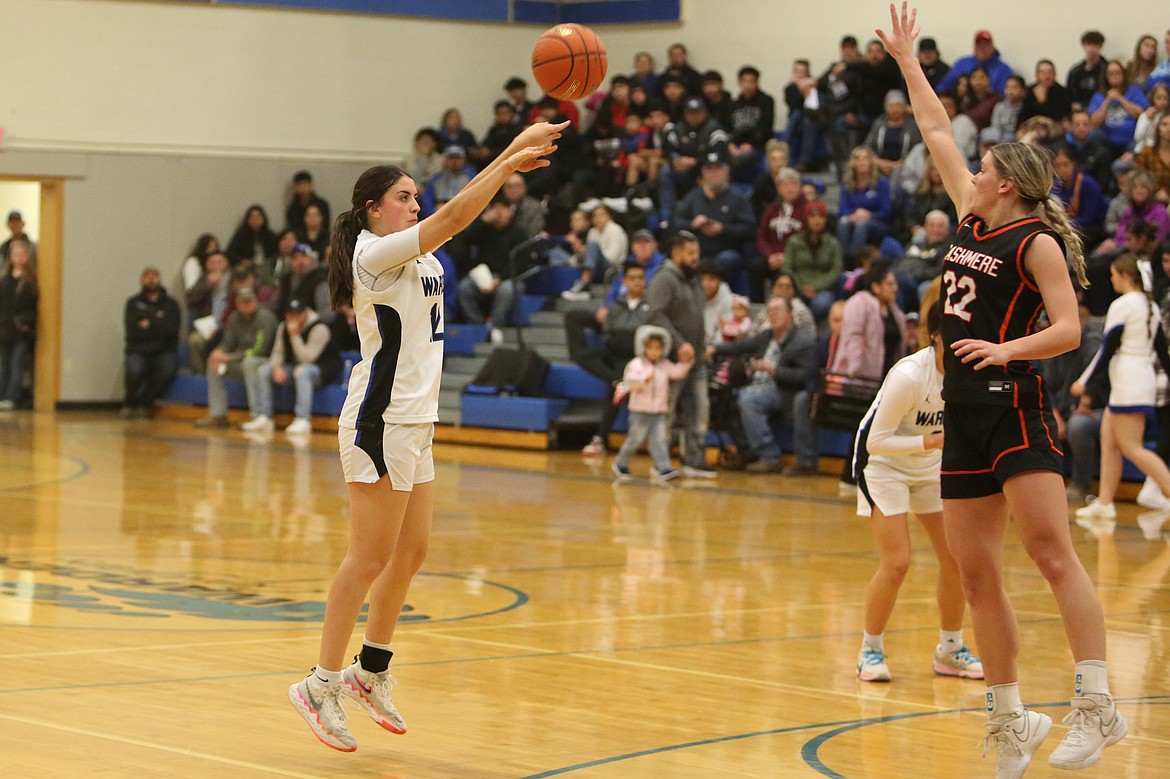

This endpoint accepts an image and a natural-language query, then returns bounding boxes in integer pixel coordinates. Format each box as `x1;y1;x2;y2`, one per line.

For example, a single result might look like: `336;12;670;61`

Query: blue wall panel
562;1;680;24
513;1;559;24
216;0;678;24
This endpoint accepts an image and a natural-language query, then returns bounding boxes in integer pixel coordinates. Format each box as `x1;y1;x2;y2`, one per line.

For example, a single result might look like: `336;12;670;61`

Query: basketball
530;24;608;102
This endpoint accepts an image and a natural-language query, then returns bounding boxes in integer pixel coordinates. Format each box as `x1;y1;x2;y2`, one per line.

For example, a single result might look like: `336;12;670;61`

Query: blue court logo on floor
0;557;526;623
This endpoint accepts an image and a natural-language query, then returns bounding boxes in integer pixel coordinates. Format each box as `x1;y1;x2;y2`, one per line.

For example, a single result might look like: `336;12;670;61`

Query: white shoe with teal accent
857;647;891;682
933;644;984;679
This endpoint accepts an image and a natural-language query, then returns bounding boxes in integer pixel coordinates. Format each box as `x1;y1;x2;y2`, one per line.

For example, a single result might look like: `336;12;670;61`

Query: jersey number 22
942;270;976;322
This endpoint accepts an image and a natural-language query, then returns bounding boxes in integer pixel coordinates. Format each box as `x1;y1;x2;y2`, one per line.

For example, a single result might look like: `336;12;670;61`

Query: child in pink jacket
612;326;694;482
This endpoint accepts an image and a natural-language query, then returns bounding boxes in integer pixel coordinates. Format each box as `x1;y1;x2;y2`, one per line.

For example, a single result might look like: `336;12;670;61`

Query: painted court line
0;711;329;778
423;629;950;712
420;588;1061;633
0;634;332;660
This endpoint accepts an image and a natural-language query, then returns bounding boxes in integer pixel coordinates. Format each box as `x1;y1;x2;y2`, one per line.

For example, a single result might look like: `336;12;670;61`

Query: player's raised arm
876;3;974;214
418;121;568;255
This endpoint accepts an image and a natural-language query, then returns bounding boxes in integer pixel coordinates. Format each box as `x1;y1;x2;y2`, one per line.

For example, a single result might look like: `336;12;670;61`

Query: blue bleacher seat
542;363;608;400
445;324;489;356
524;265;581;297
460;394;568;431
512;294;546;325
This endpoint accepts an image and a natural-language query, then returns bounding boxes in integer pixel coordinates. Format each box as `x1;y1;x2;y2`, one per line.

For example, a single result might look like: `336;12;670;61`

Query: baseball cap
684;96;706;112
6;210;21;221
918;37;938;53
805;200;828;217
974;30;993;44
291;242;315;257
905;312;920;322
702;150;729;167
235;286;257;302
443;144;466;157
631;229;656;242
286;298;306;312
884;89;907;106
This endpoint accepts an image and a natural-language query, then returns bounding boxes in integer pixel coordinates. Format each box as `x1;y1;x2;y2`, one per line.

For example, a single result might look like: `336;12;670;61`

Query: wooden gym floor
1;412;1168;778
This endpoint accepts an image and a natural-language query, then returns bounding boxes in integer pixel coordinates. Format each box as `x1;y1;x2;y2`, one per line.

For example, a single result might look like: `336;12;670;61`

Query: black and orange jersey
940;214;1065;408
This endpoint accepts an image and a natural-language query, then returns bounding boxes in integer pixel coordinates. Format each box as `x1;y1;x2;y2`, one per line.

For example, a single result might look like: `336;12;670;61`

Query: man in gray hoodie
644;231;716;477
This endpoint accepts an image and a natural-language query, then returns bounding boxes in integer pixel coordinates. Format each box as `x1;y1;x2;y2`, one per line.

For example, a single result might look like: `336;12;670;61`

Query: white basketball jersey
854;346;943;481
338;226;445;430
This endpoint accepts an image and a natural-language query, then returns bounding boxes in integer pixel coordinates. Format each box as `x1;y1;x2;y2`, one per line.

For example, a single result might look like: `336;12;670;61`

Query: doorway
0;177;63;411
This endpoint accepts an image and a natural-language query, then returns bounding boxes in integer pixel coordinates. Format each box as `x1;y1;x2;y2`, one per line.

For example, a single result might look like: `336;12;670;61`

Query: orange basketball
531;23;608;102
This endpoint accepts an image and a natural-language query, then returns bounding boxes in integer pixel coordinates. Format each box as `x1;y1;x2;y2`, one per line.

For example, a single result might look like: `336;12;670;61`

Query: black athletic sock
359;643;393;674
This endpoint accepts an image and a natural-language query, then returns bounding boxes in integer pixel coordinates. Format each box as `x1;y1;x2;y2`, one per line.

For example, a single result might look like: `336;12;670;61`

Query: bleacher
158;249;1161;486
157;260;858;460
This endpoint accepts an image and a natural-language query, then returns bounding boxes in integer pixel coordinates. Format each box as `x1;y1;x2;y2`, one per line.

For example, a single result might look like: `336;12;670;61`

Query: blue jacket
838;177;894;224
1147;59;1170;90
1052;172;1107;230
936;51;1015;97
605;251;665;306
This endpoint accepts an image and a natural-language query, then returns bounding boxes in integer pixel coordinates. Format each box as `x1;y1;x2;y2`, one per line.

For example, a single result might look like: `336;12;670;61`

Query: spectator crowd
95;26;1170;490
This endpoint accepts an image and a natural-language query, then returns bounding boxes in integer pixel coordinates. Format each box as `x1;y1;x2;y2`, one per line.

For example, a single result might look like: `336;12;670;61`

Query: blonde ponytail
990;142;1089;288
1039;196;1088;288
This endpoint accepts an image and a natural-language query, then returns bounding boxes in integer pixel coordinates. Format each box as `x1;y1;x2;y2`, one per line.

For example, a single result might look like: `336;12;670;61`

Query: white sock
987;682;1023;718
311;666;342;687
939;629;963;651
363;637;393;651
1075;660;1110;697
862;632;884;652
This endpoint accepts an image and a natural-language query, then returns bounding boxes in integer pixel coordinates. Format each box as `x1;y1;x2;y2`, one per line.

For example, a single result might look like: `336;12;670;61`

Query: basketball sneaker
932;644;984;679
560;279;591;301
241;414;274;432
1136;477;1168;510
1048;694;1127;770
981;708;1051;779
1074;498;1116;520
612;462;632;483
342;661;407;735
580;436;605;457
857;647;891;682
651;468;682;484
681;465;718;479
284;418;312;435
288;672;357;752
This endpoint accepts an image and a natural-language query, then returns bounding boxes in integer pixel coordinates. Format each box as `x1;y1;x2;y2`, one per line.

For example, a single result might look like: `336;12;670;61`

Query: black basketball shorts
940;403;1064;499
